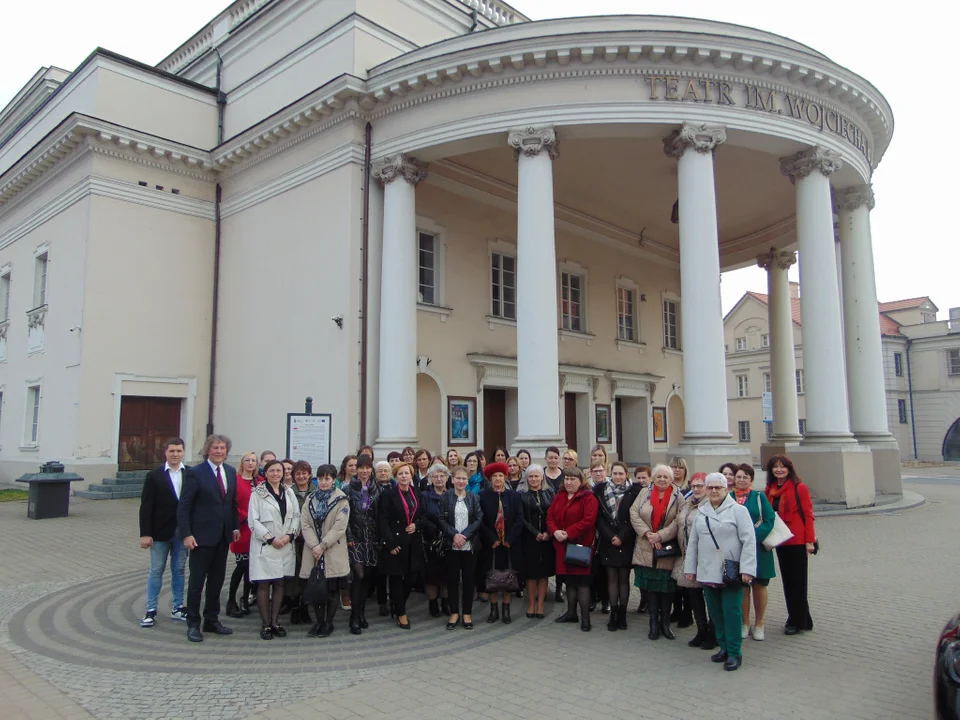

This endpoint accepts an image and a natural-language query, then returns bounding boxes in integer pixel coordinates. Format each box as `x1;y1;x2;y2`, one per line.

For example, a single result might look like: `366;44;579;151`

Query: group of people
138;436;817;670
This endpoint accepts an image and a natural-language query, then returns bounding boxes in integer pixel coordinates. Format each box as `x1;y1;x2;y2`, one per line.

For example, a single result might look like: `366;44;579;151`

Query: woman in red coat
764;454;817;635
547;467;599;631
226;451;257;617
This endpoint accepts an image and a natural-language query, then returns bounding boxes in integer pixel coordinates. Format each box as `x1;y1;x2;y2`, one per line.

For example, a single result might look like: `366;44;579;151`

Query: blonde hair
651;464;674;482
589;444;609;472
563;449;579;465
506;456;522;478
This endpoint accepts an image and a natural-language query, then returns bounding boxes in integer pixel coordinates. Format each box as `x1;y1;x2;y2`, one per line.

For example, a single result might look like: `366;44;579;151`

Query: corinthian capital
756;248;797;272
372;154;428;186
663;123;726;159
779;146;843;184
507;127;559;160
834;183;875;212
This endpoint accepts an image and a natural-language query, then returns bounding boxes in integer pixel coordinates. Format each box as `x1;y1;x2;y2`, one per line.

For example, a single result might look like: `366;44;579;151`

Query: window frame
32;245;49;310
894;352;904;377
615;277;639;343
738;420;751;443
736;373;749;398
798;418;807;436
763;372;772;394
765;422;774;441
947;349;960;377
558;260;588;334
488;239;517;322
760;333;770;348
897;399;908;425
23;381;41;448
735;336;747;352
415;220;445;307
796;368;805;394
662;295;680;350
0;266;10;323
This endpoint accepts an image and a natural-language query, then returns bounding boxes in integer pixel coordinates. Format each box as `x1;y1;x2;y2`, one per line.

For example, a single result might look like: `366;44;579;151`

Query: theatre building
0;0;898;506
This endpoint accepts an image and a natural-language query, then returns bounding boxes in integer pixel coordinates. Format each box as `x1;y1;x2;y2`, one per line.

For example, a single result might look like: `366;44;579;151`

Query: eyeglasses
690;484;705;489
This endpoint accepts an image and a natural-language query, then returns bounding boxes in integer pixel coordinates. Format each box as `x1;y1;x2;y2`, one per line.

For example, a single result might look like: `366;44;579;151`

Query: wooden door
564;392;578;452
118;396;182;470
483;388;506;456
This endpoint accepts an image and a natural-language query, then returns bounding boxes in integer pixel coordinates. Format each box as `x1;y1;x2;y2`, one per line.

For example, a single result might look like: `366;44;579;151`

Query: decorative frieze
27;305;47;330
756;248;797;272
372;155;428;186
834;183;875;212
507;127;559;160
779;146;843;183
662;123;726;159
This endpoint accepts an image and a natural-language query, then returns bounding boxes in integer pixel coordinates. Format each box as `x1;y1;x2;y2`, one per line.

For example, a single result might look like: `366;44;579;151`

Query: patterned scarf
399;486;418;526
734;488;751;505
650;486;672;531
495;493;506;544
308;486;336;526
603;479;633;516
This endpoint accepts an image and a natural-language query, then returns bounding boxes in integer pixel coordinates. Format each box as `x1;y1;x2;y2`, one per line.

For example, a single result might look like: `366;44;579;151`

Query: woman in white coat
683;473;756;672
249;459;301;640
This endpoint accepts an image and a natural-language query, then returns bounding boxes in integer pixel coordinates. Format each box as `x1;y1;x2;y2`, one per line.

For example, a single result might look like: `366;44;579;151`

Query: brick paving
0;476;956;719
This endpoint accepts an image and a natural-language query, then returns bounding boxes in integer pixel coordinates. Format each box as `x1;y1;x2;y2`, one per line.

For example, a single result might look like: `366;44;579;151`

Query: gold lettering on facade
665;77;680;100
682;80;702;102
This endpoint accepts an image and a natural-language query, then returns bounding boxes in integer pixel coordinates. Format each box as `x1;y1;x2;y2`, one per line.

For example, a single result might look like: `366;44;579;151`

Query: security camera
69;326;82;333
332;315;343;329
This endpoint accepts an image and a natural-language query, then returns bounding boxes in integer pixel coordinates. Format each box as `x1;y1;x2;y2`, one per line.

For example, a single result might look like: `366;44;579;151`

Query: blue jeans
145;532;186;612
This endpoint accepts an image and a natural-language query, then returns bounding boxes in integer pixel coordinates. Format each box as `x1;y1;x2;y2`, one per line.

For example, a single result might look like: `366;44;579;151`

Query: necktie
216;466;225;498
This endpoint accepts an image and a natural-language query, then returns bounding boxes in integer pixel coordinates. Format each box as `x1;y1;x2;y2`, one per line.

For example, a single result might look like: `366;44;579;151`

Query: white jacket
683;493;757;584
248;483;301;581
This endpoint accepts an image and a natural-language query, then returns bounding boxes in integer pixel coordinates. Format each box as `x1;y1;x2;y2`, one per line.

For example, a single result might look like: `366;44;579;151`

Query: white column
371;154;427;448
836;184;893;442
663;123;732;445
508;127;563;449
757;249;802;441
364;180;384;444
780;147;853;442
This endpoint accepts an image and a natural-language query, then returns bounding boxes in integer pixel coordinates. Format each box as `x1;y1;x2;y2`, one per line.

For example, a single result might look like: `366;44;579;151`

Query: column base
854;434;903;496
373;437;420;457
509;437;566;462
760;438;802;468
670;442;750;476
788;442;875;508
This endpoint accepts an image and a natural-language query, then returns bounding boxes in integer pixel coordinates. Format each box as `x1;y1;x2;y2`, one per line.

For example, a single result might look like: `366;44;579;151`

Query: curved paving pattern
8;570;542;673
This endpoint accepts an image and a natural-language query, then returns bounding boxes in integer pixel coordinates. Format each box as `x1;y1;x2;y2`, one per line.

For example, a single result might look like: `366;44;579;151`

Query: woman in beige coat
629;464;684;641
299;463;350;638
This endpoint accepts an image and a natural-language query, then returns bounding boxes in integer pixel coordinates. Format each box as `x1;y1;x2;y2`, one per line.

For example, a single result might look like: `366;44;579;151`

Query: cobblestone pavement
0;476;956;720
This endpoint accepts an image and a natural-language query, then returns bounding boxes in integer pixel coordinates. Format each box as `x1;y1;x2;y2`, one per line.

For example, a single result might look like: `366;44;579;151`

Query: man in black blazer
177;434;240;642
138;437;189;628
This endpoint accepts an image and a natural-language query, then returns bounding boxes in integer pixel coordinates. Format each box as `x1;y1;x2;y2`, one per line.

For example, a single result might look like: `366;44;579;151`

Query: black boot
678;589;694;628
636;589;648;614
240;594;251;616
319;601;337;637
349;609;361;635
607;602;619;631
378;603;389;617
554;581;563;603
660;595;676;640
669;590;682;623
487;602;500;623
359;606;369;629
502;604;511;624
300;602;312;625
226;599;243;619
307;604;324;637
429;598;441;617
289;601;302;625
689;590;708;647
617;605;628;630
701;620;718;650
647;592;661;640
440;598;451;616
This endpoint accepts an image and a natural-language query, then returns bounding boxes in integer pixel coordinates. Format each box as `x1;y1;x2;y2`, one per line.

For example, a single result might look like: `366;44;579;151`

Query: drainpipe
359;122;372;444
906;337;918;460
206;49;227;437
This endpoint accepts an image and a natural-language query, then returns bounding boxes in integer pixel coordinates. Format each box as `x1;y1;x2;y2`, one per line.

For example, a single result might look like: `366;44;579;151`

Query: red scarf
650;486;672;531
494;493;505;544
734;489;751;505
766;479;792;503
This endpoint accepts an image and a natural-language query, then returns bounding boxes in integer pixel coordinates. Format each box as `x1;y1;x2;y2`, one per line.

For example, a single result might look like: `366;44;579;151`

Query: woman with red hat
478;461;524;624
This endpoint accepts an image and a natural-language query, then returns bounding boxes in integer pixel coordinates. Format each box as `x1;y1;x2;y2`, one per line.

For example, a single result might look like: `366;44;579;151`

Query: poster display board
286;413;332;469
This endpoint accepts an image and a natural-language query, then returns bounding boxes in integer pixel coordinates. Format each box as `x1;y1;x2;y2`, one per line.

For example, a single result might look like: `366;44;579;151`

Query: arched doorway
667;395;685;448
416;373;442;453
943;418;960;461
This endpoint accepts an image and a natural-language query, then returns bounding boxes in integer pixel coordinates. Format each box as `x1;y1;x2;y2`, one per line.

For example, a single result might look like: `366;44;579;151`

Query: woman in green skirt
629;464;684;640
731;464;775;640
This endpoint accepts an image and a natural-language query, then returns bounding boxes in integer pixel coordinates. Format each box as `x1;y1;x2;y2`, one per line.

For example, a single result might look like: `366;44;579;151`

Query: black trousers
388;574;414;616
186;539;229;627
446;551;477;615
776;544;813;630
375;568;389;605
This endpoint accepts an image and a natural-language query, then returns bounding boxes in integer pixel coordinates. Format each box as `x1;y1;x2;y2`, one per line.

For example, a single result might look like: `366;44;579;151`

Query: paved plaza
0;471;956;720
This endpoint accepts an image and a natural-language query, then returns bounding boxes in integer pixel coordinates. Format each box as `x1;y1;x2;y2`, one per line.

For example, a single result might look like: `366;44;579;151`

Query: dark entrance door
564;392;578;452
944;418;960;462
118;396;182;470
483;388;506;457
615;398;624;460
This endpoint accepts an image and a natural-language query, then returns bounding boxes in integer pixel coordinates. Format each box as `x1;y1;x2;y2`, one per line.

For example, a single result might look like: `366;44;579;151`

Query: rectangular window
894;352;903;377
765;422;774;441
796;369;805;394
897;399;908;425
25;384;40;444
33;253;47;308
738;421;751;443
616;286;635;341
490;251;516;320
417;232;436;305
561;271;583;332
663;299;679;349
947;349;960;377
761;333;770;348
798;418;807;436
0;272;9;322
763;373;772;393
736;374;749;398
735;337;746;352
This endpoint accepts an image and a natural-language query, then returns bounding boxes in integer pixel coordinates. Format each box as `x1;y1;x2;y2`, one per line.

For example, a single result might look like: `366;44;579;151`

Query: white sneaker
741;624;751;639
140;610;157;628
170;607;187;621
753;625;765;641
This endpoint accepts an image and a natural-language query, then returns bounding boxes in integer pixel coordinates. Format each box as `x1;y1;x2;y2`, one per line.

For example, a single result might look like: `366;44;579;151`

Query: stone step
76;490;141;500
88;483;143;494
116;470;149;480
103;477;145;487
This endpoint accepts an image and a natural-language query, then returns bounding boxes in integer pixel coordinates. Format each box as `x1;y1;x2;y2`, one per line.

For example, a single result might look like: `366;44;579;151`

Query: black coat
176;461;239;547
377;485;424;577
139;464;189;541
478;488;524;572
594;482;641;567
521;487;556;579
435;490;483;549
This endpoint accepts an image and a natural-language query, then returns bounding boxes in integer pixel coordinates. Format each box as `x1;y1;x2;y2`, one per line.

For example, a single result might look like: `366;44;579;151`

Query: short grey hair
523;464;544;479
427;461;451;478
202;434;232;458
705;472;727;488
651;463;674;481
374;460;392;472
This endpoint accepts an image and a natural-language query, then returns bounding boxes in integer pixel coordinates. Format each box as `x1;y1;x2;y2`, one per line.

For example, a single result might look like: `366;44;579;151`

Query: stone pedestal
759;440;801;469
789;443;875;508
669;444;750;476
862;442;903;496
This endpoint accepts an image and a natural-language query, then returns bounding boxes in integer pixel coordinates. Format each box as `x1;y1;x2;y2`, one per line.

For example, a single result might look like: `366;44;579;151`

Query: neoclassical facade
0;0;898;506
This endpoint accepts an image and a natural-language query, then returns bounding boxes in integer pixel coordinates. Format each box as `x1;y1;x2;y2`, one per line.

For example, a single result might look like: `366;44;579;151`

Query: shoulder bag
485;553;520;592
564;543;592;568
704;516;745;587
793;483;820;555
756;494;793;550
303;556;328;605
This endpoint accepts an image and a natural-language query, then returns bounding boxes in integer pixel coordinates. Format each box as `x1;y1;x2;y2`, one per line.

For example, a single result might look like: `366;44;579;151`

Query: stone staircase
75;470;147;500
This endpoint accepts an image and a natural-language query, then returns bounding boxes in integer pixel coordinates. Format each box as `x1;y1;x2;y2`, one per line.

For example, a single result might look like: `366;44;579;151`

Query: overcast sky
1;0;955;317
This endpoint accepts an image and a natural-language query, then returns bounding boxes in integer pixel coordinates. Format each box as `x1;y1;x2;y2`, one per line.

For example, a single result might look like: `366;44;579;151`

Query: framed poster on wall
447;396;476;447
652;406;667;444
595;404;612;443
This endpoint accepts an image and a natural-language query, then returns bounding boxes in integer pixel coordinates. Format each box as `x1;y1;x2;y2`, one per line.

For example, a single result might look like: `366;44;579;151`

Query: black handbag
705;517;745;587
564;542;592;568
485;553;520;593
653;542;681;559
302;557;328;605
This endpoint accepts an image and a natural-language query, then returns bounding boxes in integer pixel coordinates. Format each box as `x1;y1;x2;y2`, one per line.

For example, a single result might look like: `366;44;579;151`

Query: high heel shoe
225;599;243;619
446;615;459;630
396;615;411;630
581;616;591;632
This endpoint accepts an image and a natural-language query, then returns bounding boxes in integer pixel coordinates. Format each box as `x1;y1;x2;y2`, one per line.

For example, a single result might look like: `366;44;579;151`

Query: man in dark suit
138;437;189;628
177;434;240;642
